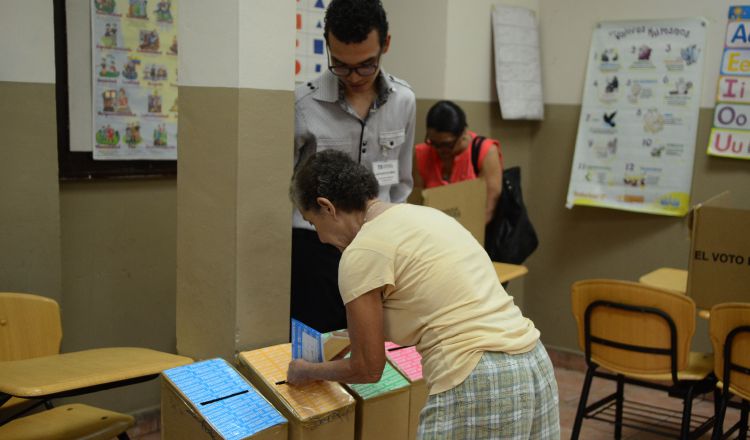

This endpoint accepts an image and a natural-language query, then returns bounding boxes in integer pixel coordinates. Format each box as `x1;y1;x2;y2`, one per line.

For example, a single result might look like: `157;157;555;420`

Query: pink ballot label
384;342;423;381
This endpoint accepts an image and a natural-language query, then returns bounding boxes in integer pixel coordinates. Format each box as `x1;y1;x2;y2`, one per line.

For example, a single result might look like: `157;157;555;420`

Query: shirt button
363;141;368;146
362;148;367;153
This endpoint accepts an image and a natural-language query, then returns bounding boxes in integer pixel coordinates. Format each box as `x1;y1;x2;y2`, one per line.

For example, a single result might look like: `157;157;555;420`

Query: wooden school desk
493;262;529;283
638;267;710;320
0;347;192;408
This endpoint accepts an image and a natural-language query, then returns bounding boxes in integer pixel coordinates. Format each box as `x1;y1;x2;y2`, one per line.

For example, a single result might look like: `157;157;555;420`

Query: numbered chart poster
709;6;750;160
92;0;178;160
566;19;706;216
295;0;328;83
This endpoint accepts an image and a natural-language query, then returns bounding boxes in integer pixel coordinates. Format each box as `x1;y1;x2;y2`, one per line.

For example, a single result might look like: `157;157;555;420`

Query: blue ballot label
164;359;286;439
291;318;323;362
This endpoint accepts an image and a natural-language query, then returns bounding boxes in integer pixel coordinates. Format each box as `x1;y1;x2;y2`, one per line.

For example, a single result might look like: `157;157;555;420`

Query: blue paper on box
291;318;323;362
164;359;286;440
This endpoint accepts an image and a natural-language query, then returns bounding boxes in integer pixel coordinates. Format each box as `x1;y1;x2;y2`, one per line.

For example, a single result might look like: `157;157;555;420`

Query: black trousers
290;228;348;333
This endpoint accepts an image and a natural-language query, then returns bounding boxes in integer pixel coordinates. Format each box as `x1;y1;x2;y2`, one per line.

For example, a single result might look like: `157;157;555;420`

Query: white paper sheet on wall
491;5;544;120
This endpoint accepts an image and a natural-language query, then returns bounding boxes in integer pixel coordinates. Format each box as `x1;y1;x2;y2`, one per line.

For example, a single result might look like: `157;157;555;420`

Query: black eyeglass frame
326;46;383;78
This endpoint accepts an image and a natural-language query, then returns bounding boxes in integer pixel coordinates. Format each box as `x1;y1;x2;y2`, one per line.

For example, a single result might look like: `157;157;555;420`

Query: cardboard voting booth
384;343;428;440
422;178;486;244
239;344;356;440
161;358;287;440
344;357;411;440
687;192;750;309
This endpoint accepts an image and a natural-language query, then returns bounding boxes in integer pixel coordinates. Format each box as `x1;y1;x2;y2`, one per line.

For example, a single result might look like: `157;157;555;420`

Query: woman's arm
479;143;503;224
286;287;386;385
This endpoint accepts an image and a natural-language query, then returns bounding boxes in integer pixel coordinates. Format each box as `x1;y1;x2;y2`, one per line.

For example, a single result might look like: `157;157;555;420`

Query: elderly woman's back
339;203;538;395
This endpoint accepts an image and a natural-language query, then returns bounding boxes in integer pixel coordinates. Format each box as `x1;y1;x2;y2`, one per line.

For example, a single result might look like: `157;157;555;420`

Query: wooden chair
570;279;716;439
0;292;133;439
0;403;134;440
709;302;750;440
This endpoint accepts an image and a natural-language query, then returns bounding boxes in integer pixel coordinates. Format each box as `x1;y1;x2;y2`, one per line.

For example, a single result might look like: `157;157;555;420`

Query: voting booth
687;192;750;309
161;359;287;440
384;343;428;440
343;358;411;440
239;344;356;440
422;178;487;244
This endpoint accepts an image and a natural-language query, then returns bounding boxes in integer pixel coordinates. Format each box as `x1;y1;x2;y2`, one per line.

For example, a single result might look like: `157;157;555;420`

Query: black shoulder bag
471;136;539;264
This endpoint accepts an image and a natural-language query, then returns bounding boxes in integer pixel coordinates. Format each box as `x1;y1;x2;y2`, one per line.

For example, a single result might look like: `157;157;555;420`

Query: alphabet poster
296;0;328;83
708;6;750;160
566;19;707;216
92;0;178;160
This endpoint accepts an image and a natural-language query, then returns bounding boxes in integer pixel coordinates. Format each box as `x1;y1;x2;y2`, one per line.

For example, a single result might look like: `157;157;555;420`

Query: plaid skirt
417;342;560;440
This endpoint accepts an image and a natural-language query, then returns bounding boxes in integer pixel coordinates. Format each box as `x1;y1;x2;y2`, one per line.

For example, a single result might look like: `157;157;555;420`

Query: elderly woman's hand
286;358;316;386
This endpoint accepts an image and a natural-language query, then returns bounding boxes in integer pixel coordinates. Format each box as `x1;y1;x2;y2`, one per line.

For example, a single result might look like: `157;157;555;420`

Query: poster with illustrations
296;0;328;83
566;19;706;216
92;0;178;160
708;6;750;160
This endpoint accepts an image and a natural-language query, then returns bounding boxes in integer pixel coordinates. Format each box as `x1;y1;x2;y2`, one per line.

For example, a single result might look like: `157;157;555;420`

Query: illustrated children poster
708;6;750;160
92;0;178;160
296;0;328;83
566;19;706;216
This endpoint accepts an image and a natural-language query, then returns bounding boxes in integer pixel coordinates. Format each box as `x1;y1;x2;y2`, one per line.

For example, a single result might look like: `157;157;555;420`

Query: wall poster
708;6;750;160
92;0;178;160
295;0;328;84
566;19;706;216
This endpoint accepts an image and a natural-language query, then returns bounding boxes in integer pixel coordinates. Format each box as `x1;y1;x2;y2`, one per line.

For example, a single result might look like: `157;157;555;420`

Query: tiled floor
555;367;742;440
129;366;744;439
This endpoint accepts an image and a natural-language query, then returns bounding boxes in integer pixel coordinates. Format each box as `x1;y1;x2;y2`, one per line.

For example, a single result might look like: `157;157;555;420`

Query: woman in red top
415;100;503;224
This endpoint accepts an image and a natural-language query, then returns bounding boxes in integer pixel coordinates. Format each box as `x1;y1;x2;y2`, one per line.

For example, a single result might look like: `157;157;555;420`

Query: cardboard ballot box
161;358;287;440
687;192;750;310
239;344;356;440
422;178;486;245
344;357;411;440
384;342;428;440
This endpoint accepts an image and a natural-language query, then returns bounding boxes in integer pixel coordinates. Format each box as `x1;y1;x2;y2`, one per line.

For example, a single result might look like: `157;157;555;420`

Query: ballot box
343;357;411;440
239;344;356;440
161;358;287;440
384;342;428;440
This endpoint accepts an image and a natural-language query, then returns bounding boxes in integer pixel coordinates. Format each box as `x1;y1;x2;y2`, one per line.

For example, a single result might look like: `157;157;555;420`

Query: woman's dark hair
426;100;467;136
291;150;379;213
324;0;388;47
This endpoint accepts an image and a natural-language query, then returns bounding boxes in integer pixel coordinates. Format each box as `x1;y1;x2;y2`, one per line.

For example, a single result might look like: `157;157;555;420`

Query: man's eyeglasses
425;135;460;150
327;48;382;78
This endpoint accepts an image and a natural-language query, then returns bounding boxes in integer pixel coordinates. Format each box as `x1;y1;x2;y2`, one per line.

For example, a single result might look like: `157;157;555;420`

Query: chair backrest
709;302;750;400
0;292;62;361
571;279;696;377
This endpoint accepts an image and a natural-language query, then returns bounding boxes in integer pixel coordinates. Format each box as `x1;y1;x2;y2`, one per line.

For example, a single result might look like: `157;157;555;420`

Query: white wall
0;0;55;83
444;0;539;101
181;0;295;91
381;0;449;99
540;0;732;107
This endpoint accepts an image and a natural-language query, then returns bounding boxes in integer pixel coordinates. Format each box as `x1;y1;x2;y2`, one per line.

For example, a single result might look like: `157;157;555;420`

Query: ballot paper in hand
291;319;324;362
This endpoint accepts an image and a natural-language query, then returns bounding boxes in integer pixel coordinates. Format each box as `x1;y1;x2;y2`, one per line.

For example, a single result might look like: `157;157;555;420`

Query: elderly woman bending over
287;149;559;440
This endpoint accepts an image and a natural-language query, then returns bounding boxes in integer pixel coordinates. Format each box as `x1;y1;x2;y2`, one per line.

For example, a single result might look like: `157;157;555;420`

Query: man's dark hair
324;0;388;47
426;100;467;136
291;150;379;213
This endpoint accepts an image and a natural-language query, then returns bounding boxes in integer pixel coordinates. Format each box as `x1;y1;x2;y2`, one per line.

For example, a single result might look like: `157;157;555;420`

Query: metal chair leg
713;392;730;440
680;384;695;440
571;366;596;440
739;399;748;440
615;375;624;440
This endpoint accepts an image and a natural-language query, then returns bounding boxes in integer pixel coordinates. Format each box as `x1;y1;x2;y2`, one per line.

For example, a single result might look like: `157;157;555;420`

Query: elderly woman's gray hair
291;150;379;213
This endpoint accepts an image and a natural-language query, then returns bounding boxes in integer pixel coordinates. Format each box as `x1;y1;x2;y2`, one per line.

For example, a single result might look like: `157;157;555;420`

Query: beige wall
59;179;177;412
0;4;61;301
